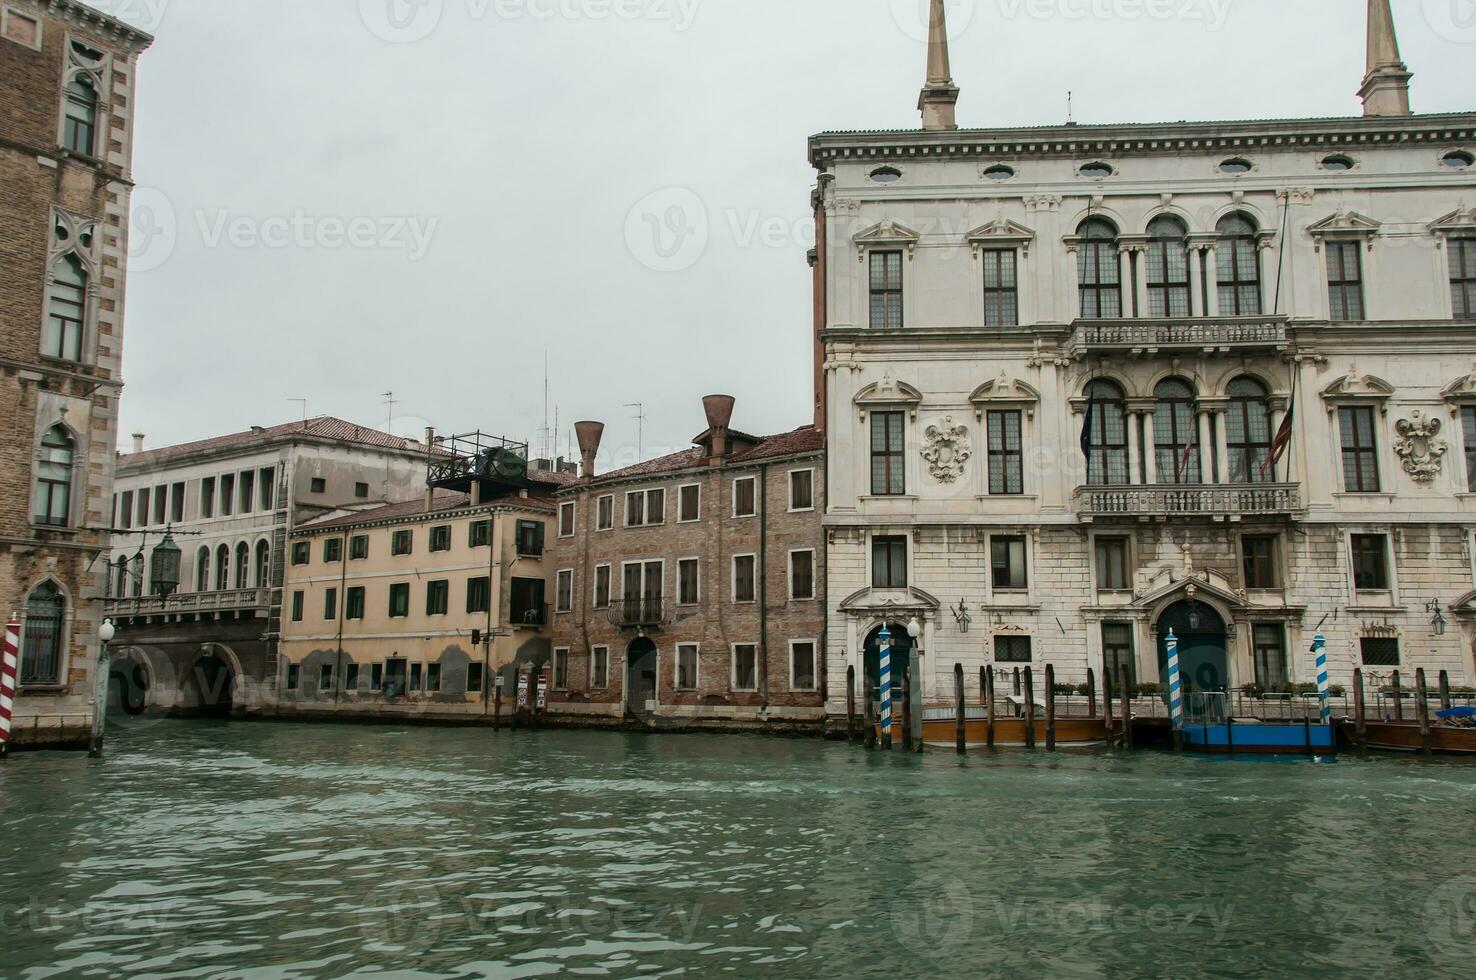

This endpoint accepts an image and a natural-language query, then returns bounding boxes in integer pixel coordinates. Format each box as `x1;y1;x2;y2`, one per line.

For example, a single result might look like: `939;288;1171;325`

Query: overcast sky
110;0;1473;468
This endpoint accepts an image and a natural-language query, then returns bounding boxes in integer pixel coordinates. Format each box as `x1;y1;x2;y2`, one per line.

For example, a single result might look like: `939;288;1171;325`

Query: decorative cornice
25;0;154;51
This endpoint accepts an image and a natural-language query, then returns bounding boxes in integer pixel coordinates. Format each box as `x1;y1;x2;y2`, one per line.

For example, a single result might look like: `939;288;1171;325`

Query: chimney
575;421;604;482
130;432;144;453
1360;0;1412;117
703;394;736;464
424;426;436;512
918;0;960;131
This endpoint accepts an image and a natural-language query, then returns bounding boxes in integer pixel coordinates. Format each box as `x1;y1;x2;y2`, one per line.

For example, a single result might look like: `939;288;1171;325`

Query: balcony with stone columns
1073;483;1303;521
104;588;272;621
1069;316;1289;359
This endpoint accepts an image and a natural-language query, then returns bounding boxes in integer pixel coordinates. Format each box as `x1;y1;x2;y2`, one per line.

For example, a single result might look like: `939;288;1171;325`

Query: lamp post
90;618;115;758
906;618;924;752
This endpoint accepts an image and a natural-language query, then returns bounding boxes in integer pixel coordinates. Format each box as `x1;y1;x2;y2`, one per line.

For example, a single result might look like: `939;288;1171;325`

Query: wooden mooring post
1087;667;1097;719
1416;668;1433;755
901;660;913;753
1353;668;1368;751
1392;670;1404;722
1118;666;1133;749
864;669;877;750
1022;666;1036;750
1440;670;1452;713
846;666;857;743
1103;661;1115;747
954;663;966;755
985;668;997;749
493;679;503;732
1044;664;1057;752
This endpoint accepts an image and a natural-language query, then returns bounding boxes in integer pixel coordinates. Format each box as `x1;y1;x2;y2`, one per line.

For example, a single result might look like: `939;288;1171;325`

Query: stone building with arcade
813;0;1476;722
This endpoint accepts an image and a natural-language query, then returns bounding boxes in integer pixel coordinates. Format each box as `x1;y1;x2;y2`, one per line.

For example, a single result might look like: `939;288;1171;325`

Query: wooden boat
870;714;1110;748
1341;719;1476;755
1183;718;1336;755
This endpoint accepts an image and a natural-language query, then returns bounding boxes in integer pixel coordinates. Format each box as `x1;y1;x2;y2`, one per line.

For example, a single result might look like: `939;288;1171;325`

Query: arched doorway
625;638;657;721
108;649;152;717
1156;600;1229;694
862;623;914;708
183;649;236;717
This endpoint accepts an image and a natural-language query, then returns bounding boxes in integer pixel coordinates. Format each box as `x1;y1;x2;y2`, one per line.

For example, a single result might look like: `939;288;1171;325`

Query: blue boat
1183;718;1337;754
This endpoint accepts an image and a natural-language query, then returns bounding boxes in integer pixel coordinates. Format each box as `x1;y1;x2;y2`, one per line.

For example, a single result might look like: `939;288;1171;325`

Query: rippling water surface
3;720;1476;977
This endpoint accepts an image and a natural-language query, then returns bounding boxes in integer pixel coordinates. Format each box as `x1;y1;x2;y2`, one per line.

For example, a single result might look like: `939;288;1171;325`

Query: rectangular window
291;541;310;566
510;577;547;626
593;565;612;609
558;502;576;537
995;635;1032;663
259;468;275;510
733;477;757;517
135;488;149;527
323;587;338;621
556;569;574;613
469;520;492;548
171;482;186;523
345;663;360;691
789;470;814;511
219;474;234;516
426;580;449;616
981;249;1019;327
410;663;423;692
625;489;665;527
152;486;166;526
200;478;214;519
1339;406;1381;492
516;520;544;557
239;471;255;514
285;663;300;691
1464;405;1476;492
310;477;326;494
1241;535;1280;590
1102;623;1135;689
349;535;369;560
871;411;906;496
1360;637;1400;667
346;586;365;620
596;495;614;530
1327;241;1365;321
319;663;335;692
389;583;410;618
790;550;816;600
1095;536;1130;590
676;643;699;691
324;538;343;563
354;482;369;499
678;484;701;522
591;647;609;690
467;662;485;694
1351;534;1390;591
392;529;413;556
380;659;400;695
291;590;304;623
872;535;908;589
733;555;756;603
869;250;904;329
118;490;133;530
2;10;41;49
552;649;569;691
987;411;1024;495
991;536;1028;591
1252;624;1288;691
732;644;758;692
429;525;451;552
677;558;699;605
466;576;490;614
790;641;817;692
1449;237;1476;319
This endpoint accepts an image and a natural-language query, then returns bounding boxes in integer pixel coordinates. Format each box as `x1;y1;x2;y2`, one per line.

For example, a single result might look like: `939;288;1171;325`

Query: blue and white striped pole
879;626;894;748
1313;633;1330;724
1166;628;1184;730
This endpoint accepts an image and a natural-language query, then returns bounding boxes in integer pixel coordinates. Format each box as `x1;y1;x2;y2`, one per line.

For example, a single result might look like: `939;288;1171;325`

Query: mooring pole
900;659;912;752
1045;664;1057;752
1119;666;1133;750
864;677;876;751
1087;667;1097;719
1440;670;1452;713
1416;668;1432;755
1353;668;1368;751
493;675;502;732
846;665;857;743
1103;662;1115;747
1013;667;1021;701
909;650;924;754
1022;666;1036;750
985;669;996;749
954;663;966;755
1392;670;1404;722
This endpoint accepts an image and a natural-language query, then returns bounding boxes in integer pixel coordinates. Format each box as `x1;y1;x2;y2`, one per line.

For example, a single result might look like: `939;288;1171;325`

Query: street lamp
1428;600;1447;637
90;618;115;758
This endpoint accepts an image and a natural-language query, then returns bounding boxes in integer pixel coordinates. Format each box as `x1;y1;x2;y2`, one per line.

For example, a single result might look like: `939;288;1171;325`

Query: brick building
545;397;825;731
0;1;150;748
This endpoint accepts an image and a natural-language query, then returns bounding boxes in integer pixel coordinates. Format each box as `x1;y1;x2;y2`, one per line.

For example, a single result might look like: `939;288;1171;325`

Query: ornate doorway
1156;600;1229;694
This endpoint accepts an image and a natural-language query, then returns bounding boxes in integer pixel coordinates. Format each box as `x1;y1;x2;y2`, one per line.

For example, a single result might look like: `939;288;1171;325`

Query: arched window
254;540;271;589
44;254;87;363
1226;378;1274;483
21;582;65;685
235;542;250;590
62;72;98;155
34;425;74;527
1077;218;1121;319
116;556;130;598
1084;379;1129;486
1217;214;1262;315
195;547;211;593
1145;216;1190;318
130;555;144;598
215;543;230;592
1153;379;1200;484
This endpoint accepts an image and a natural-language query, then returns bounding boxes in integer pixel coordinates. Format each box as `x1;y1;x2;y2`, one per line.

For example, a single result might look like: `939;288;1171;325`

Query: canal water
2;722;1475;978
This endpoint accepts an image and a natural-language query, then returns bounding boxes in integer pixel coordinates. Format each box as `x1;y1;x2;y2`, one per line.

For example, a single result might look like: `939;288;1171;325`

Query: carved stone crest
1394;410;1447;483
922;417;971;483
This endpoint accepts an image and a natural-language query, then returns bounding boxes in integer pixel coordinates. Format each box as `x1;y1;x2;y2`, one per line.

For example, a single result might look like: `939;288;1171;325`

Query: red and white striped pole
1;614;20;758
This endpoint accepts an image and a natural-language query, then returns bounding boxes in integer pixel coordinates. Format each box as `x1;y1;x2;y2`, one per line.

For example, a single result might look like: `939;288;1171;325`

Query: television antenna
625;402;645;461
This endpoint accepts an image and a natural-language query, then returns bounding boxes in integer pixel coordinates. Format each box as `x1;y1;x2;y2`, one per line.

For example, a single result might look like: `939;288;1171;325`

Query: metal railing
509;602;550;629
1074;483;1302;519
1070;316;1289;356
607;598;668;629
104;588;271;617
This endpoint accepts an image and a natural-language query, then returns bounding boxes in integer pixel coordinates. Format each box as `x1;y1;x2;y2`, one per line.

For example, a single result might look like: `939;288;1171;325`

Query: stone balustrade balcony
1073;483;1303;521
104;587;271;619
1070;316;1289;359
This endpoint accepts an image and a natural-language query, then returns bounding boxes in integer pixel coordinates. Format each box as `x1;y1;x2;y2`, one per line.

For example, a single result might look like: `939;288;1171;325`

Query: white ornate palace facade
814;0;1476;716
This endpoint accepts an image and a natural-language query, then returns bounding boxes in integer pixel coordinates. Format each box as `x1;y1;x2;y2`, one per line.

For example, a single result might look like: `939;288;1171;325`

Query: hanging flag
1312;633;1331;724
1176;432;1197;483
1;614;19;748
1080;382;1098;472
1261;387;1296;481
1166;629;1184;730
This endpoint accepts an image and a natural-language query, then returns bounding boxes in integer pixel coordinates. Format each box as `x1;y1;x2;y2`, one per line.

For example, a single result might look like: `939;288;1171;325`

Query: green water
2;721;1476;978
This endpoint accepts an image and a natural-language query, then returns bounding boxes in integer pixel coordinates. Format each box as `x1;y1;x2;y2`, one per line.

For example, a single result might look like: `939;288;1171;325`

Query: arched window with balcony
234;542;250;590
1154;379;1201;484
215;543;230;592
195;547;211;593
254;540;271;589
1217;213;1262;315
1145;216;1190;318
1226;377;1274;483
1077;218;1122;319
34;425;74;527
21;581;65;686
1084;379;1129;486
